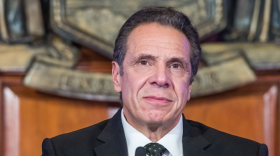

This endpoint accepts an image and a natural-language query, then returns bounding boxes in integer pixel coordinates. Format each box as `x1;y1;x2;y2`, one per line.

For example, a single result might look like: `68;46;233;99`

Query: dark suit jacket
42;109;268;156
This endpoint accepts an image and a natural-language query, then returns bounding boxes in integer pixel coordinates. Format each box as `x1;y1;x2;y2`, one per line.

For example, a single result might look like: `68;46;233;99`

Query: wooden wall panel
2;84;119;156
0;76;23;156
0;77;279;156
184;82;278;156
3;87;20;156
263;85;277;156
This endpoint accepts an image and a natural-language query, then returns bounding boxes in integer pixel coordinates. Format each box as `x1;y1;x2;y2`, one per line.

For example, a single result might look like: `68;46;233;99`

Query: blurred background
0;0;279;156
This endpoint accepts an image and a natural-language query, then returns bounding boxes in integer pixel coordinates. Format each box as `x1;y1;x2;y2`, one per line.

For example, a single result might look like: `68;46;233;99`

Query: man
42;7;268;156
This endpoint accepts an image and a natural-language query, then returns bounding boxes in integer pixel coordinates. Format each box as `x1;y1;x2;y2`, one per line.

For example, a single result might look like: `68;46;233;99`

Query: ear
187;84;192;101
112;61;122;92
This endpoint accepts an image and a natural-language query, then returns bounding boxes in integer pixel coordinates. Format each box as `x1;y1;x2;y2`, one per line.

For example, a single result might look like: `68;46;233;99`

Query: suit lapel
182;117;215;156
93;110;216;156
94;108;128;156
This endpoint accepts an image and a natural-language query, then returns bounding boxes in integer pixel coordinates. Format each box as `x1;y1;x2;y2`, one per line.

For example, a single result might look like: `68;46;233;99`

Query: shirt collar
121;109;183;156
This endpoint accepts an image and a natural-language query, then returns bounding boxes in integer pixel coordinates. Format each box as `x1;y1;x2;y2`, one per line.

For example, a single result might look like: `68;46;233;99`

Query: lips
143;96;172;103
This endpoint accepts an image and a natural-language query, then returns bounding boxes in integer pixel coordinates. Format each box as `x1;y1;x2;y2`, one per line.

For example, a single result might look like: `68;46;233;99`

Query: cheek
121;70;150;100
174;79;190;101
121;75;134;98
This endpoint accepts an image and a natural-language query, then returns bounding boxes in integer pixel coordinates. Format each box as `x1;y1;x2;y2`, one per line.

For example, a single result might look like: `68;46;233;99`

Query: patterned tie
144;143;167;156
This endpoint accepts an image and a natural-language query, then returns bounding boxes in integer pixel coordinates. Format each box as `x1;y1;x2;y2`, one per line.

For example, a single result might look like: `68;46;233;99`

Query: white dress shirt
121;109;183;156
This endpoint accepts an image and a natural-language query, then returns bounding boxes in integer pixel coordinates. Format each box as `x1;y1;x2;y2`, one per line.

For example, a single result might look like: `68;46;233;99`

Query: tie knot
144;143;167;156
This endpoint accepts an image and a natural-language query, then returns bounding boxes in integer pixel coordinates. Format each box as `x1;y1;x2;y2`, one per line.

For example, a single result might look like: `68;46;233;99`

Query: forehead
126;23;190;59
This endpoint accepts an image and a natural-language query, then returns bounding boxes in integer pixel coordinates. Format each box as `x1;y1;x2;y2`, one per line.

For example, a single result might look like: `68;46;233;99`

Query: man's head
113;7;201;84
112;7;201;131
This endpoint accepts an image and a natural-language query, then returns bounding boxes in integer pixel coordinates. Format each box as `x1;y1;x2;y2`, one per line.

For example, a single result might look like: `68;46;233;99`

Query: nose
148;65;171;88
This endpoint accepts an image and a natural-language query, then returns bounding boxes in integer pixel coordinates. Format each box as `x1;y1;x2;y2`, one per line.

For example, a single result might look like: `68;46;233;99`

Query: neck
123;110;181;142
144;125;172;142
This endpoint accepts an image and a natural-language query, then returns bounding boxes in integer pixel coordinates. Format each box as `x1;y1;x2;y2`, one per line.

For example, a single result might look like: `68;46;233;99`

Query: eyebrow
130;54;190;70
130;54;158;64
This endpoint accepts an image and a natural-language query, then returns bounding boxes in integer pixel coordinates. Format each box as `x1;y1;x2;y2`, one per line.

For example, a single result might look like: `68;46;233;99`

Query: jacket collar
94;109;214;156
94;108;128;156
182;116;215;156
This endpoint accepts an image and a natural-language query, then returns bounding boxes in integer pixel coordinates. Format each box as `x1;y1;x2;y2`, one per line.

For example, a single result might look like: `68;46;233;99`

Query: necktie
144;143;167;156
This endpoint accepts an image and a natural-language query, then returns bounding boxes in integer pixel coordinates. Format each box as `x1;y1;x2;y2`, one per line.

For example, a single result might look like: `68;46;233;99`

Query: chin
145;111;167;124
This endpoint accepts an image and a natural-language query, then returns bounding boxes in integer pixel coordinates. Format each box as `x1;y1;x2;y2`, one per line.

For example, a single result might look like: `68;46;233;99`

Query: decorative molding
51;0;227;58
191;57;256;97
23;62;119;102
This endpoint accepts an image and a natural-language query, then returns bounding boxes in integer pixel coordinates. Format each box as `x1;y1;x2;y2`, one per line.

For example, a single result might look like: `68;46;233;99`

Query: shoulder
52;119;109;142
186;120;268;156
186;119;260;146
45;119;109;156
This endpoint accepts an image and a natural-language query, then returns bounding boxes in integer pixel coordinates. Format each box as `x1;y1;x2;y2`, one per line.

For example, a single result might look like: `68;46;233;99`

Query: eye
171;64;180;68
140;61;149;65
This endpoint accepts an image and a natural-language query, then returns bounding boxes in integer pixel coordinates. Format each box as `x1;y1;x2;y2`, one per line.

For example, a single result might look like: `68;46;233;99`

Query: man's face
112;23;192;129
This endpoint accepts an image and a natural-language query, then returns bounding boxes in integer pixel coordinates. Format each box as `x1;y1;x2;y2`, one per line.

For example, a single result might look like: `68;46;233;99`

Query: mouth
143;96;172;103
